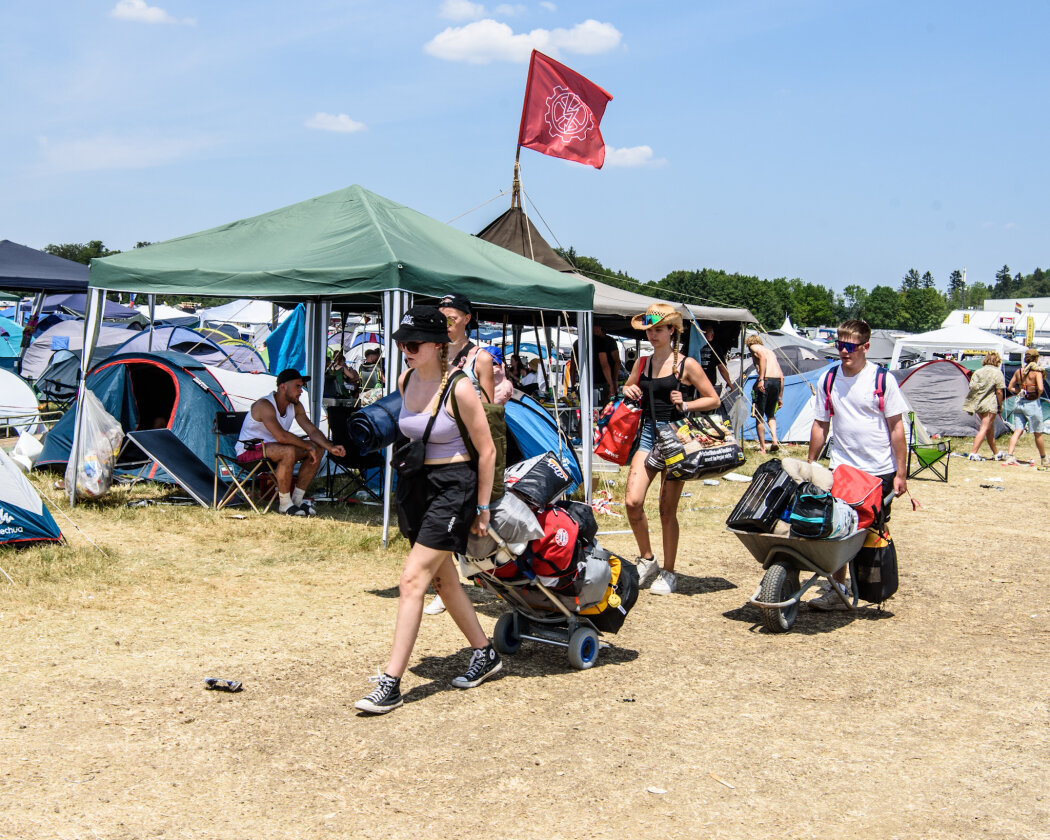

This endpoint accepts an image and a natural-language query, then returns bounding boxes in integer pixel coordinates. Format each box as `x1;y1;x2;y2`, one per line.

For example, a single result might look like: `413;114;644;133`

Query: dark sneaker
451;645;502;689
282;504;307;516
354;672;403;714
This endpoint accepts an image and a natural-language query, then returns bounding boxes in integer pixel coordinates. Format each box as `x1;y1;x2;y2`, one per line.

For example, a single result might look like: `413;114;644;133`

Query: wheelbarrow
729;527;869;632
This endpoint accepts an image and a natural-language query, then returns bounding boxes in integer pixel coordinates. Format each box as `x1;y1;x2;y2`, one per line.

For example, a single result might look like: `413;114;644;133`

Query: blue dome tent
0;448;62;547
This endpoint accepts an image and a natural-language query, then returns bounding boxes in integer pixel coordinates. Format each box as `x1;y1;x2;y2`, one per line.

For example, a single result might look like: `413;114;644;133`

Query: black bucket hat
392;305;451;344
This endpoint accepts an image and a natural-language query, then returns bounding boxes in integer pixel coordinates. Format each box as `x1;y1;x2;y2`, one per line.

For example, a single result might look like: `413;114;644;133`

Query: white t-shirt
814;362;909;475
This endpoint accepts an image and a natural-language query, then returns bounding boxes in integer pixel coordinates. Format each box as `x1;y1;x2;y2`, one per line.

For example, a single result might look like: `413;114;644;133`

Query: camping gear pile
459;451;639;670
726;458;898;632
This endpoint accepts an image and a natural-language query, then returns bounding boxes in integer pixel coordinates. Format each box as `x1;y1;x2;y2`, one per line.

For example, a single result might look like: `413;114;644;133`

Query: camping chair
323;405;384;504
907;411;951;482
213;411;279;513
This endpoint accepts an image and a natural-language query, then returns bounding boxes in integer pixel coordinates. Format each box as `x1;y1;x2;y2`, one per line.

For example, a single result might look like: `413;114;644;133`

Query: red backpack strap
823;365;839;416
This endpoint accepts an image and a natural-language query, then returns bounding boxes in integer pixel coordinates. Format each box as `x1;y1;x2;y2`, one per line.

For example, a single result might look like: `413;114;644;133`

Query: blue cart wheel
493;612;522;655
567;627;599;670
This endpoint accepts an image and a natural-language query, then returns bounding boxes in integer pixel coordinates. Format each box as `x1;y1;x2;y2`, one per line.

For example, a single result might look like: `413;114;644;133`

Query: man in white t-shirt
807;319;908;610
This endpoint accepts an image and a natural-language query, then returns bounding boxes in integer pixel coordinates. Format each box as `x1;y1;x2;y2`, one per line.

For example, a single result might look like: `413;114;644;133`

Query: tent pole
68;287;106;507
381;291;411;549
147;294;156;352
734;325;747;439
578;310;593;503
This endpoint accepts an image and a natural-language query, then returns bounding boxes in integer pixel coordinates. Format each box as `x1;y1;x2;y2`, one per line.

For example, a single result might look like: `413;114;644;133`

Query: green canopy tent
74;185;596;528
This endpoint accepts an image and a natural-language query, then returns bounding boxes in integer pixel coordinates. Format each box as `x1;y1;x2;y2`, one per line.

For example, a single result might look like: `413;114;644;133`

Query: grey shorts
1010;398;1045;434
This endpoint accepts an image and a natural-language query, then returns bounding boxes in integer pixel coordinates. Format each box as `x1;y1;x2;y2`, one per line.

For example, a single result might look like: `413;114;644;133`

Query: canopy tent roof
0;240;90;294
889;324;1031;368
89;185;593;312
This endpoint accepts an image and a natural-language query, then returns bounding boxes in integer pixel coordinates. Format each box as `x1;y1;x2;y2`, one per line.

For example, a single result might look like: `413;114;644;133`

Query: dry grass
1;439;1048;840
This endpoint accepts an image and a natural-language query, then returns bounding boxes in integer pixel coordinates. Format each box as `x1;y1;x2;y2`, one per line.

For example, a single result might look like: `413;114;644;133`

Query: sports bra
398;375;469;461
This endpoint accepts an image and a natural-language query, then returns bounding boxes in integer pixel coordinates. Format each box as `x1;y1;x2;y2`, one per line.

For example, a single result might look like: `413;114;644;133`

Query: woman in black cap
355;304;500;715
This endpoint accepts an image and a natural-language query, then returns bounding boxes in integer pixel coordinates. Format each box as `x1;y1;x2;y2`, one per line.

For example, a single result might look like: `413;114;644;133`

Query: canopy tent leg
147;294;156;352
578;309;593;503
67;288;106;507
304;301;330;429
381;290;411;548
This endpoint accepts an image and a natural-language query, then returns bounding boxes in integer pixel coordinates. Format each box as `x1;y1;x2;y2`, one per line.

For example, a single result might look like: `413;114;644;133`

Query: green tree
840;284;868;318
900;268;921;291
863;285;900;329
993;265;1012;297
44;240;119;264
921;271;935;289
900;287;948;331
947;270;965;308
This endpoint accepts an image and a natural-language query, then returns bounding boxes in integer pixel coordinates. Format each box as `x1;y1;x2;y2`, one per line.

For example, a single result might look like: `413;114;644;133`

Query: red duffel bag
593;398;642;466
831;464;884;531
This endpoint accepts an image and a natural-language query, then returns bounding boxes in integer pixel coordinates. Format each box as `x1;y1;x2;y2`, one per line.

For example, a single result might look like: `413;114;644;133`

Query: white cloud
305;112;367;133
110;0;195;25
603;146;667;168
439;0;486;21
424;18;621;64
494;3;527;15
36;134;213;173
540;1;557;10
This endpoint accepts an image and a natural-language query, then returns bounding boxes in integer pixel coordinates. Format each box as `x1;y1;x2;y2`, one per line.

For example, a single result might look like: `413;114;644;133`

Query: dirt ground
2;441;1049;840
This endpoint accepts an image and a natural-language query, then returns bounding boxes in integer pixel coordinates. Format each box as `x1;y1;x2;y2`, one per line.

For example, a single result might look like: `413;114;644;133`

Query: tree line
41;239;1048;333
558;247;1048;333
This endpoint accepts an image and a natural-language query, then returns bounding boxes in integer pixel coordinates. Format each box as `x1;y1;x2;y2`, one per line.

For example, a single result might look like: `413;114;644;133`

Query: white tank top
235;393;295;455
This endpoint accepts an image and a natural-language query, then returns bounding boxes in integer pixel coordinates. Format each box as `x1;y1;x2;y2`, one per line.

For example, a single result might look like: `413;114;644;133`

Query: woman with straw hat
621;303;721;595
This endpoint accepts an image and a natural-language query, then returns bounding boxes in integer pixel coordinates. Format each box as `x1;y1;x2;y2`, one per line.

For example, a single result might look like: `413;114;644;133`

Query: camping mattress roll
348;391;401;453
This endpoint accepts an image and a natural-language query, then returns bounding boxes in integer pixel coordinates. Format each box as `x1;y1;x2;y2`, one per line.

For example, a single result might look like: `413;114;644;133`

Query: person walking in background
355;305;498;715
962;352;1006;461
1004;349;1047;468
700;323;734;395
746;335;784;453
622;304;720;595
807;319;909;610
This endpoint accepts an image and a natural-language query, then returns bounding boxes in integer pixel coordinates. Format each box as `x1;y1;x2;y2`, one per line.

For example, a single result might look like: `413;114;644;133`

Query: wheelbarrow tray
729;528;868;575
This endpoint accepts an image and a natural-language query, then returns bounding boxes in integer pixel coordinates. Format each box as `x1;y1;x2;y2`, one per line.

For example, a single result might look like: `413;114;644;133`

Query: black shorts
751;377;782;420
396;462;477;553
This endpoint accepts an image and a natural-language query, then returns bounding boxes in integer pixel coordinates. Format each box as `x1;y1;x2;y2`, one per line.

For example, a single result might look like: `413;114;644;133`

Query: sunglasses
397;341;424;354
640;312;663;326
836;340;863;353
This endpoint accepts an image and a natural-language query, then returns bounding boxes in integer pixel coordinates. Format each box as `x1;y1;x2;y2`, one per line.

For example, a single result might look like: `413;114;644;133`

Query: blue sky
2;1;1048;297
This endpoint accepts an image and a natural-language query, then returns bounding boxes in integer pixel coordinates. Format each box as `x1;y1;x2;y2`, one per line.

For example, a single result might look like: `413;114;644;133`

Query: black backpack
788;482;835;539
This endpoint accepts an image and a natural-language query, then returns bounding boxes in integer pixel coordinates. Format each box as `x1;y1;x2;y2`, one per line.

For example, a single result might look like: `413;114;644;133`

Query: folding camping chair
907;411;951;482
213;411;279;512
323;405;383;504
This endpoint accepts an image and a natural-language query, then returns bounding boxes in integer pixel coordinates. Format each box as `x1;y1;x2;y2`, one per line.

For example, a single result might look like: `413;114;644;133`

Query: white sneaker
993;452;1006;461
809;583;849;611
636;556;659;588
650;569;678;595
423;594;445;615
967;453;984;462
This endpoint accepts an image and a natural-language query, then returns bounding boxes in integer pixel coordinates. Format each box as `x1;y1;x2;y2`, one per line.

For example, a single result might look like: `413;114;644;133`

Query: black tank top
640;356;684;422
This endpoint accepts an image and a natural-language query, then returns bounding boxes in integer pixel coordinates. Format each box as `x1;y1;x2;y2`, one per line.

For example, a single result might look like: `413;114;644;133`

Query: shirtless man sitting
746;335;784;453
236;369;346;516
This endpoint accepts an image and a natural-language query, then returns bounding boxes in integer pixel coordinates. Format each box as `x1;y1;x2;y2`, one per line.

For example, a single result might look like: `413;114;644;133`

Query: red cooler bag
831;464;883;531
593;398;642;466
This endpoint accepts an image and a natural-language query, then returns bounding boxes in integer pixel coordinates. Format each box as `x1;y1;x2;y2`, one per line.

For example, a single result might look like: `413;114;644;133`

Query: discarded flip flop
204;678;243;692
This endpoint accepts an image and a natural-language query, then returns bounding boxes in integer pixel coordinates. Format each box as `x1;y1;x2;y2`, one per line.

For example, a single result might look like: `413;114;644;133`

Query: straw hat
630;302;683;333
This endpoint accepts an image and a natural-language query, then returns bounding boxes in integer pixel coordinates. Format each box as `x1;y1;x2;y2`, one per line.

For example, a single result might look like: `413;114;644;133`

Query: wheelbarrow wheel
493;612;523;656
567;626;599;670
759;560;800;633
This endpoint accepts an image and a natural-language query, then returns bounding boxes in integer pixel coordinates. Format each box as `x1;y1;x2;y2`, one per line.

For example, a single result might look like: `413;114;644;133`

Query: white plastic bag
11;432;44;473
65;390;125;500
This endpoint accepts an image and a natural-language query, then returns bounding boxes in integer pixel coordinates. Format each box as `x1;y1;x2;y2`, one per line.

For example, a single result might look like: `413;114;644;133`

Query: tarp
0;315;23;357
0;447;62;547
265;303;306;374
0;240;89;294
198;299;284;328
20;320;132;381
890;324;1031;369
89;185;594;311
0;369;44;434
893;359;1009;438
110;326;267;373
135;303;199;327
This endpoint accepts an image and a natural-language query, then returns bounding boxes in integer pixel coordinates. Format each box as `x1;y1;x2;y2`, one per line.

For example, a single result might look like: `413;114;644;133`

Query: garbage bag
65;389;124;500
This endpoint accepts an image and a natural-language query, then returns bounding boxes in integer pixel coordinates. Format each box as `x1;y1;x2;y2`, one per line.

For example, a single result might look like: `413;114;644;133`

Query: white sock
292;488;306;506
279;492;293;512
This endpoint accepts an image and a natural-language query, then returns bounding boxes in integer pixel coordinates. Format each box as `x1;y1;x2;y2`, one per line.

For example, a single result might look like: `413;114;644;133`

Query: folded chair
323;405;384;504
213;411;279;512
907;411;950;482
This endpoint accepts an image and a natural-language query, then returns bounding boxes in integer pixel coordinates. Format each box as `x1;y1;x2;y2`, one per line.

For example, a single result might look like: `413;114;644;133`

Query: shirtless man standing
746;335;784;453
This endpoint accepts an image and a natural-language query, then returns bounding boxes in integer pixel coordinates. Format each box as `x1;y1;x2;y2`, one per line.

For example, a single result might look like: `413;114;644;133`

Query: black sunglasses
398;341;423;354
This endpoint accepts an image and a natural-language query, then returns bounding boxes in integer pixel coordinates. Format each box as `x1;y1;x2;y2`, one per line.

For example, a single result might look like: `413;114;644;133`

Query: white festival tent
889;324;1031;369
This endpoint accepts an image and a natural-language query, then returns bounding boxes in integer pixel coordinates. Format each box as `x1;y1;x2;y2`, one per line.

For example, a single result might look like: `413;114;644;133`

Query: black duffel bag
787;482;835;539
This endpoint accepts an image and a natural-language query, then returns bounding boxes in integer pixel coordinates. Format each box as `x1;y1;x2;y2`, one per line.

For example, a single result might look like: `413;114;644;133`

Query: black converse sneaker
451;645;502;689
354;671;403;714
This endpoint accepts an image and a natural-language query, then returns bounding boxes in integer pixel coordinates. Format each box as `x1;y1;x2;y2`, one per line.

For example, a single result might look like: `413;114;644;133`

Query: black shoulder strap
451;341;476;369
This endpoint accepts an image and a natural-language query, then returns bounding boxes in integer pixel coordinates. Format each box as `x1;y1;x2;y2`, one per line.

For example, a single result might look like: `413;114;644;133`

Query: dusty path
1;447;1048;839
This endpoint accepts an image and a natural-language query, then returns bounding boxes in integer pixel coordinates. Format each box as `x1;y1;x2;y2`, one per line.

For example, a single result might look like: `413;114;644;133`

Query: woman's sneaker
451;645;502;689
636;556;659;588
423;594;446;615
354;671;403;715
650;569;678;595
993;452;1006;461
967;453;984;462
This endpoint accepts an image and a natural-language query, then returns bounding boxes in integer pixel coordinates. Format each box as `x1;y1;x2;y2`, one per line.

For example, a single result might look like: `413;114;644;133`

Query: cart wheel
567;627;599;670
758;561;800;633
493;613;522;656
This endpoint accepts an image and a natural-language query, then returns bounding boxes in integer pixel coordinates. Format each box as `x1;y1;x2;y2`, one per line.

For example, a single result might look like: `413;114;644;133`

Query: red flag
517;50;613;169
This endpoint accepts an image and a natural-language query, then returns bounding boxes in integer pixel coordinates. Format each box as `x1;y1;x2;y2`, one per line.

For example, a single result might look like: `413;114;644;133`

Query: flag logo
545;86;596;142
